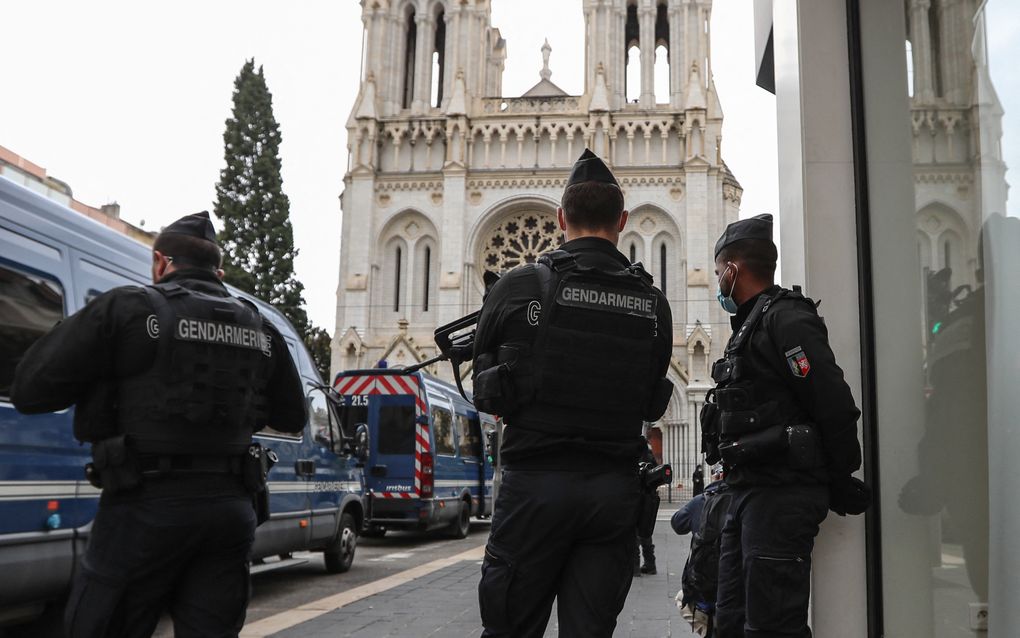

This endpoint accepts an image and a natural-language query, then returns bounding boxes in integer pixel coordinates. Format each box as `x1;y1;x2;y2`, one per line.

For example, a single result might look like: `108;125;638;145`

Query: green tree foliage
214;59;332;381
304;327;333;383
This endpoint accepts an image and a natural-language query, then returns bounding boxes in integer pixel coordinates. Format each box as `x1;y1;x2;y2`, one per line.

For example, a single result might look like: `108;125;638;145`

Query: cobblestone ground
269;508;696;638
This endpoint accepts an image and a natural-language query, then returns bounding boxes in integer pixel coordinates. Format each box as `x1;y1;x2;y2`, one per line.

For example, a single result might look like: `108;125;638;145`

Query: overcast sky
2;1;1016;331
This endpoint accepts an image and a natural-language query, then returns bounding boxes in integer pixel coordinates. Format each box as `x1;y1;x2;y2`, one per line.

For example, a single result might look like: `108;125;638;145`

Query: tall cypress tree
215;59;331;380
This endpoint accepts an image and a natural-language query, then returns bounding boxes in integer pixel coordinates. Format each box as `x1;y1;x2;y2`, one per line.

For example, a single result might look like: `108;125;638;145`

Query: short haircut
561;182;625;232
153;233;222;271
717;238;778;278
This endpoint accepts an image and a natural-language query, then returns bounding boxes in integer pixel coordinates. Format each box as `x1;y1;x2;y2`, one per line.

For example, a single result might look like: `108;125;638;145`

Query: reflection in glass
895;1;1016;633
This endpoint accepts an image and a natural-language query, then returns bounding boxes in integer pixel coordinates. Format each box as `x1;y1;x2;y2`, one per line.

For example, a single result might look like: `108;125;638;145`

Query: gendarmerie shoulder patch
175;317;272;357
556;283;657;318
785;346;810;378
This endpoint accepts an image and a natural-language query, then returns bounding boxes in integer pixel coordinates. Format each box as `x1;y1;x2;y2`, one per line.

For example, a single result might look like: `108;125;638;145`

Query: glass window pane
0;264;64;398
378;404;416;455
431;406;455;456
457;414;482;459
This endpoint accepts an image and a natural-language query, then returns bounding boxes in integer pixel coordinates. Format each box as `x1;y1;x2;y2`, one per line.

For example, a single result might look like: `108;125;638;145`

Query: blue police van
333;369;496;538
0;175;365;624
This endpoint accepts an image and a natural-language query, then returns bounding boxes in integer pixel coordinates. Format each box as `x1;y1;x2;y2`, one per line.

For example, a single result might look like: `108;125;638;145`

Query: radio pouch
718;425;786;466
786;424;825;470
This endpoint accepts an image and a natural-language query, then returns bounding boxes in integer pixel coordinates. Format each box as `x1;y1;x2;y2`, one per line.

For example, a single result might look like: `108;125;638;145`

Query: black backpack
681;482;732;610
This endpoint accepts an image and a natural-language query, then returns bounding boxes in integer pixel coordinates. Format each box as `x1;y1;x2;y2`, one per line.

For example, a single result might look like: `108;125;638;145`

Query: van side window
0;264;64;398
457;414;482;460
431;406;456;456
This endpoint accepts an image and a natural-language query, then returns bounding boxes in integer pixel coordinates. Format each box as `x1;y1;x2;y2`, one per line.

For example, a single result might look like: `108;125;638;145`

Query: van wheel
324;512;357;574
448;499;471;539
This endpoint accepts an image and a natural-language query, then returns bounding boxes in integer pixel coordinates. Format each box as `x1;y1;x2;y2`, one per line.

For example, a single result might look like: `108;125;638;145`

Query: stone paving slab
269;510;696;638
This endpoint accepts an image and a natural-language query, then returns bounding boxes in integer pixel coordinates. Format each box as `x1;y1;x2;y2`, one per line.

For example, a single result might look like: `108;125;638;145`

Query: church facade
333;0;740;473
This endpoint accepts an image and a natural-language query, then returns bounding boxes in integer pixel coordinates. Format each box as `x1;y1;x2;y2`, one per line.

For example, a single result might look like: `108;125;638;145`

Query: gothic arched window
659;244;668;296
394;245;403;312
625;4;640;103
403;9;417;109
431;10;446;108
630;242;637;263
654;2;670;103
423;245;432;312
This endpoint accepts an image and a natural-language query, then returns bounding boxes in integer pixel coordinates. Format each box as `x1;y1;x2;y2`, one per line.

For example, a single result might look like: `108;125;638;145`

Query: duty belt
137;454;243;475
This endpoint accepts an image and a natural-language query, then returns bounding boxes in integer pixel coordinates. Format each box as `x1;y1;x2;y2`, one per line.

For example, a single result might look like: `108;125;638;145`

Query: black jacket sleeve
260;321;308;434
767;304;863;478
11;287;146;414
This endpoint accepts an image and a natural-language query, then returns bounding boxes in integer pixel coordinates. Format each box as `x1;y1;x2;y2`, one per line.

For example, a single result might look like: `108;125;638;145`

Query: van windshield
341;405;368;435
378;404;416;455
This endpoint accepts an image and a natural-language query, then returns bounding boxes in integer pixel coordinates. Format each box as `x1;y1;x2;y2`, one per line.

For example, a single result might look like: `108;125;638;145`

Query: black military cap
566;148;620;189
714;213;774;258
162;211;217;243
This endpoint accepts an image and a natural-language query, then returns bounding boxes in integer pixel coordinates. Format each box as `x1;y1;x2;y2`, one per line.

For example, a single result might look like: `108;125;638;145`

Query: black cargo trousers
65;475;256;638
714;484;829;638
478;468;640;638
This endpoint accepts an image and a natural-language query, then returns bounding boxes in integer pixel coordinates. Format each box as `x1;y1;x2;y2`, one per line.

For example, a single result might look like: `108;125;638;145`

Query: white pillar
772;0;871;635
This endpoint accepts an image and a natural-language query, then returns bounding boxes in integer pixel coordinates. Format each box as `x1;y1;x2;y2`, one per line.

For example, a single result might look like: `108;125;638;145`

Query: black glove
829;475;872;516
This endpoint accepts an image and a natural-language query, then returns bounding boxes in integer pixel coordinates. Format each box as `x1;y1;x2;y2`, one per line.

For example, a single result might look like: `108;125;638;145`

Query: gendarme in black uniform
11;212;306;638
472;150;673;638
702;214;867;637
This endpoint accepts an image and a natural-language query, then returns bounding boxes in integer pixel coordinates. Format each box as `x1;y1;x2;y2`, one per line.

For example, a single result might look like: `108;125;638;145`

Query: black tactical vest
508;250;665;439
706;289;816;459
117;282;273;455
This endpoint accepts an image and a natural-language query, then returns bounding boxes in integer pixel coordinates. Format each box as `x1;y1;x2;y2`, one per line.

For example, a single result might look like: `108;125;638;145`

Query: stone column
412;13;433;113
640;4;656;108
670;3;683;109
910;0;935;102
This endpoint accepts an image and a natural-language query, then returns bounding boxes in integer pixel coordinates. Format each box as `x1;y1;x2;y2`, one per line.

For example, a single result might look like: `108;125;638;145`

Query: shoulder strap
537;249;578;274
726;289;788;355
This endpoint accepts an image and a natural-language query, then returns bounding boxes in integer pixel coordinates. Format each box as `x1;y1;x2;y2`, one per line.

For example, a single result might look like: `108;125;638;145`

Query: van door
429;398;460;500
367;394;418;498
455;410;486;515
0;229;80;605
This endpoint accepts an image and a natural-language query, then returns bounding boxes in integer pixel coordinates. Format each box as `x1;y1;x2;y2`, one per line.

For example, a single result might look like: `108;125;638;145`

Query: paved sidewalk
266;506;696;638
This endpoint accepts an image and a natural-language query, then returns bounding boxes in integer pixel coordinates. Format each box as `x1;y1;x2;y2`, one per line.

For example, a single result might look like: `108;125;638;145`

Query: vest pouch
473;364;516;415
643;377;674;421
719;410;762;436
786;424;825;470
700;393;721;465
715;386;753;412
718;424;786;466
90;435;141;494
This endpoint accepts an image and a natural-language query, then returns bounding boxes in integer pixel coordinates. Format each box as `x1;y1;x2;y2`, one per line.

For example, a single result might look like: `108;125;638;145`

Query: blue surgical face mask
716;264;739;314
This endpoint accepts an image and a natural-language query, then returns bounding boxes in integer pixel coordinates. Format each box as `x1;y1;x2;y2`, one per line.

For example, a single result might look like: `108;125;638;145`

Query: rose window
479;212;560;273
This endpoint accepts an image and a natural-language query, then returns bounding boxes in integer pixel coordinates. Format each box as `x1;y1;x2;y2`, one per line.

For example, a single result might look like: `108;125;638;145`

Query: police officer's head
714;214;777;311
152;211;223;283
559;149;628;243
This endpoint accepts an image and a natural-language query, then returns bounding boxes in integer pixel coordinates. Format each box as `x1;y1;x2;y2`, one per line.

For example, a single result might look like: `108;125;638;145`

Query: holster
637;489;661;538
637;462;671;537
87;435;141;494
242;443;278;526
